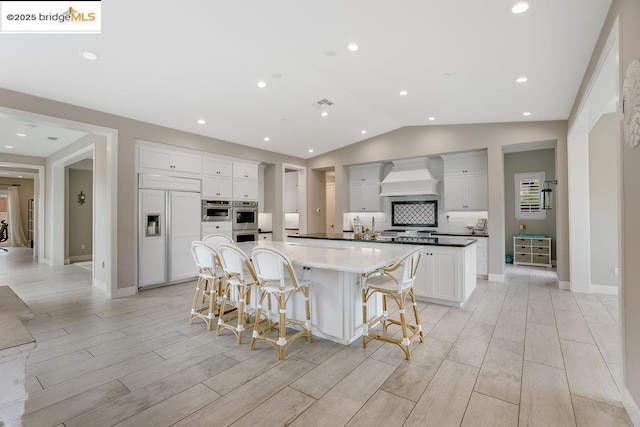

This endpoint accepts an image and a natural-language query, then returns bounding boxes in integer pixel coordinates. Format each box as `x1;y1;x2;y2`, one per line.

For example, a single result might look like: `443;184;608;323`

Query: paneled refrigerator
139;174;201;289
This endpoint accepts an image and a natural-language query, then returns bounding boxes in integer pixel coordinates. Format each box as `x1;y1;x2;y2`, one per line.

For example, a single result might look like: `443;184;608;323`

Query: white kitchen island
236;240;413;345
290;233;478;308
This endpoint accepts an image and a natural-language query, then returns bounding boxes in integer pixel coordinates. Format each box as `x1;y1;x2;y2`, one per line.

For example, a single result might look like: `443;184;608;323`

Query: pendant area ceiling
0;0;611;159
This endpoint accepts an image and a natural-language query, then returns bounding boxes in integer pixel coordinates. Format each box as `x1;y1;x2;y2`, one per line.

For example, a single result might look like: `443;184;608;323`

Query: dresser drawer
515;238;530;246
515;245;530;253
532;246;550;254
532;254;550;265
515;253;531;263
532;239;550;247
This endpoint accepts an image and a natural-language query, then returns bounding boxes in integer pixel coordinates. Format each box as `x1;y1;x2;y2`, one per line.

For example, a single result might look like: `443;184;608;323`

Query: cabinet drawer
515;245;530;253
515;238;530;246
515;253;531;263
532;254;550;265
532;246;550;254
532;239;550;247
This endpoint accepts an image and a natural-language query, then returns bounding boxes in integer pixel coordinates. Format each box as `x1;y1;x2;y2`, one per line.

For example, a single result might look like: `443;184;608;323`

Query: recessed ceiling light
5;145;14;149
257;81;267;88
511;1;531;14
361;130;367;135
399;90;408;96
516;76;528;83
321;111;328;117
347;43;359;52
17;176;23;178
197;119;206;125
308;149;314;153
428;117;436;121
263;137;270;142
79;50;99;61
16;133;26;137
522;111;532;116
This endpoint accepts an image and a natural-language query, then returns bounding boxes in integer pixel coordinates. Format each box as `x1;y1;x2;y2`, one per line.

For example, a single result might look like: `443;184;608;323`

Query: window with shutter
515;172;546;220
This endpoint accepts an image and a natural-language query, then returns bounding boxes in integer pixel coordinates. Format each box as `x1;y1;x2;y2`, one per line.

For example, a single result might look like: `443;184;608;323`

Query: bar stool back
361;247;424;360
250;246;313;360
203;234;233;247
216;243;258;343
189;241;222;330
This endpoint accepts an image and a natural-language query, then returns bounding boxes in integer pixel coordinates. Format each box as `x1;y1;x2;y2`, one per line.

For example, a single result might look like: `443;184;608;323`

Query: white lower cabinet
201;222;232;240
258;233;272;241
420;248;460;302
475;237;488;277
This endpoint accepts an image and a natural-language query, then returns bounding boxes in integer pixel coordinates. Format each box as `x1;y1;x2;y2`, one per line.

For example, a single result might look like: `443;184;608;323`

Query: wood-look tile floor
2;247;633;426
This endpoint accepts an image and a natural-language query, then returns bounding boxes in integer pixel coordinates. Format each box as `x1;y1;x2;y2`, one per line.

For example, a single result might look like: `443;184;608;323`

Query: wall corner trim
93;278;108;293
589;284;619;295
488;273;505;282
624;387;640;427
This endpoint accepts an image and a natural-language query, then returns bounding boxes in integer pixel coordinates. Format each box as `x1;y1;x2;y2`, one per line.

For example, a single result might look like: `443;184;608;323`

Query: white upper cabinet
443;155;488;175
202;157;233;177
348;164;382;212
138;145;202;174
441;152;488;211
202;175;232;199
233;178;259;200
233;162;259;181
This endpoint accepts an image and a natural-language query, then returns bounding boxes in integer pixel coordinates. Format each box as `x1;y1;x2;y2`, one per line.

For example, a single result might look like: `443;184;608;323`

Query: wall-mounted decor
77;191;86;205
622;59;640;148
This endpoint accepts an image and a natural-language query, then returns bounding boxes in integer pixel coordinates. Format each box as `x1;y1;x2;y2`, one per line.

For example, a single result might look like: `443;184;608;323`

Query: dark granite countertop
290;233;477;248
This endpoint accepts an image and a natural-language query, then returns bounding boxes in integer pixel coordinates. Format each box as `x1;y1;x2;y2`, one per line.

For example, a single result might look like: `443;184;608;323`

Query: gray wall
68;167;93;259
0;87;305;290
588;113;620;287
306;121;570;282
569;0;640;410
504;149;557;261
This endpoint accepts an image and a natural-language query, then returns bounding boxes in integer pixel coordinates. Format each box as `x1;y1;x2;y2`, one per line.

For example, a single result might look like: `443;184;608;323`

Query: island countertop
289;233;477;247
236;240;412;274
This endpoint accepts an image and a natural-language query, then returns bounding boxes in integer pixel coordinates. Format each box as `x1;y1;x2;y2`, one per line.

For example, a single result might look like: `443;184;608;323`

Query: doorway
326;171;335;233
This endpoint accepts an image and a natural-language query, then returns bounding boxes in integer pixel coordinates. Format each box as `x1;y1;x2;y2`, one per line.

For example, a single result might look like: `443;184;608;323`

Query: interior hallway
1;247;632;426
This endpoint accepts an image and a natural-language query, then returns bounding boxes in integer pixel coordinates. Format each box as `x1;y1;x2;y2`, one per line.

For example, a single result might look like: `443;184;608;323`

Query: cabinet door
203;157;233;176
284;173;299;212
412;249;429;297
444;175;466;210
464;157;488;174
465;173;488;210
233;178;258;200
202;175;232;199
444;158;465;175
349;182;361;212
139;146;172;170
233;162;258;180
361;181;381;211
172;152;202;173
427;251;459;301
349;165;381;183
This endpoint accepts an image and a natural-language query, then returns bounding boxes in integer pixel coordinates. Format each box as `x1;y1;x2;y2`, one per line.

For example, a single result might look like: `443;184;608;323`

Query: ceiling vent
47;136;58;140
312;98;334;109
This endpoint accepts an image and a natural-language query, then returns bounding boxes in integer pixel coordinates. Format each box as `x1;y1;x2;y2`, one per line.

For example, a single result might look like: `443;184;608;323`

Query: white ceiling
0;116;88;157
0;0;612;159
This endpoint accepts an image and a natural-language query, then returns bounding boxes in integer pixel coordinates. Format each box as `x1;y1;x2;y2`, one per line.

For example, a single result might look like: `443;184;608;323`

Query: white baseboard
69;255;92;263
109;286;137;299
590;284;619;295
93;278;107;292
488;273;505;282
624;387;640;427
559;281;570;291
42;258;53;266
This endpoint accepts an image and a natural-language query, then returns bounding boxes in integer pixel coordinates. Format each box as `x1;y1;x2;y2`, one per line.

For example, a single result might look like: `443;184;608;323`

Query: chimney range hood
379;158;439;197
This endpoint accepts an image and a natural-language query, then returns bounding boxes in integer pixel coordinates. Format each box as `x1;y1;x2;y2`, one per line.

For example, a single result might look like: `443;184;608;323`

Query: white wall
589;113;620;287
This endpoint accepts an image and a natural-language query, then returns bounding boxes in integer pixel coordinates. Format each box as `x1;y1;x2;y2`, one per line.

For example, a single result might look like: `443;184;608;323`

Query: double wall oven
232;201;258;242
202;199;258;242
